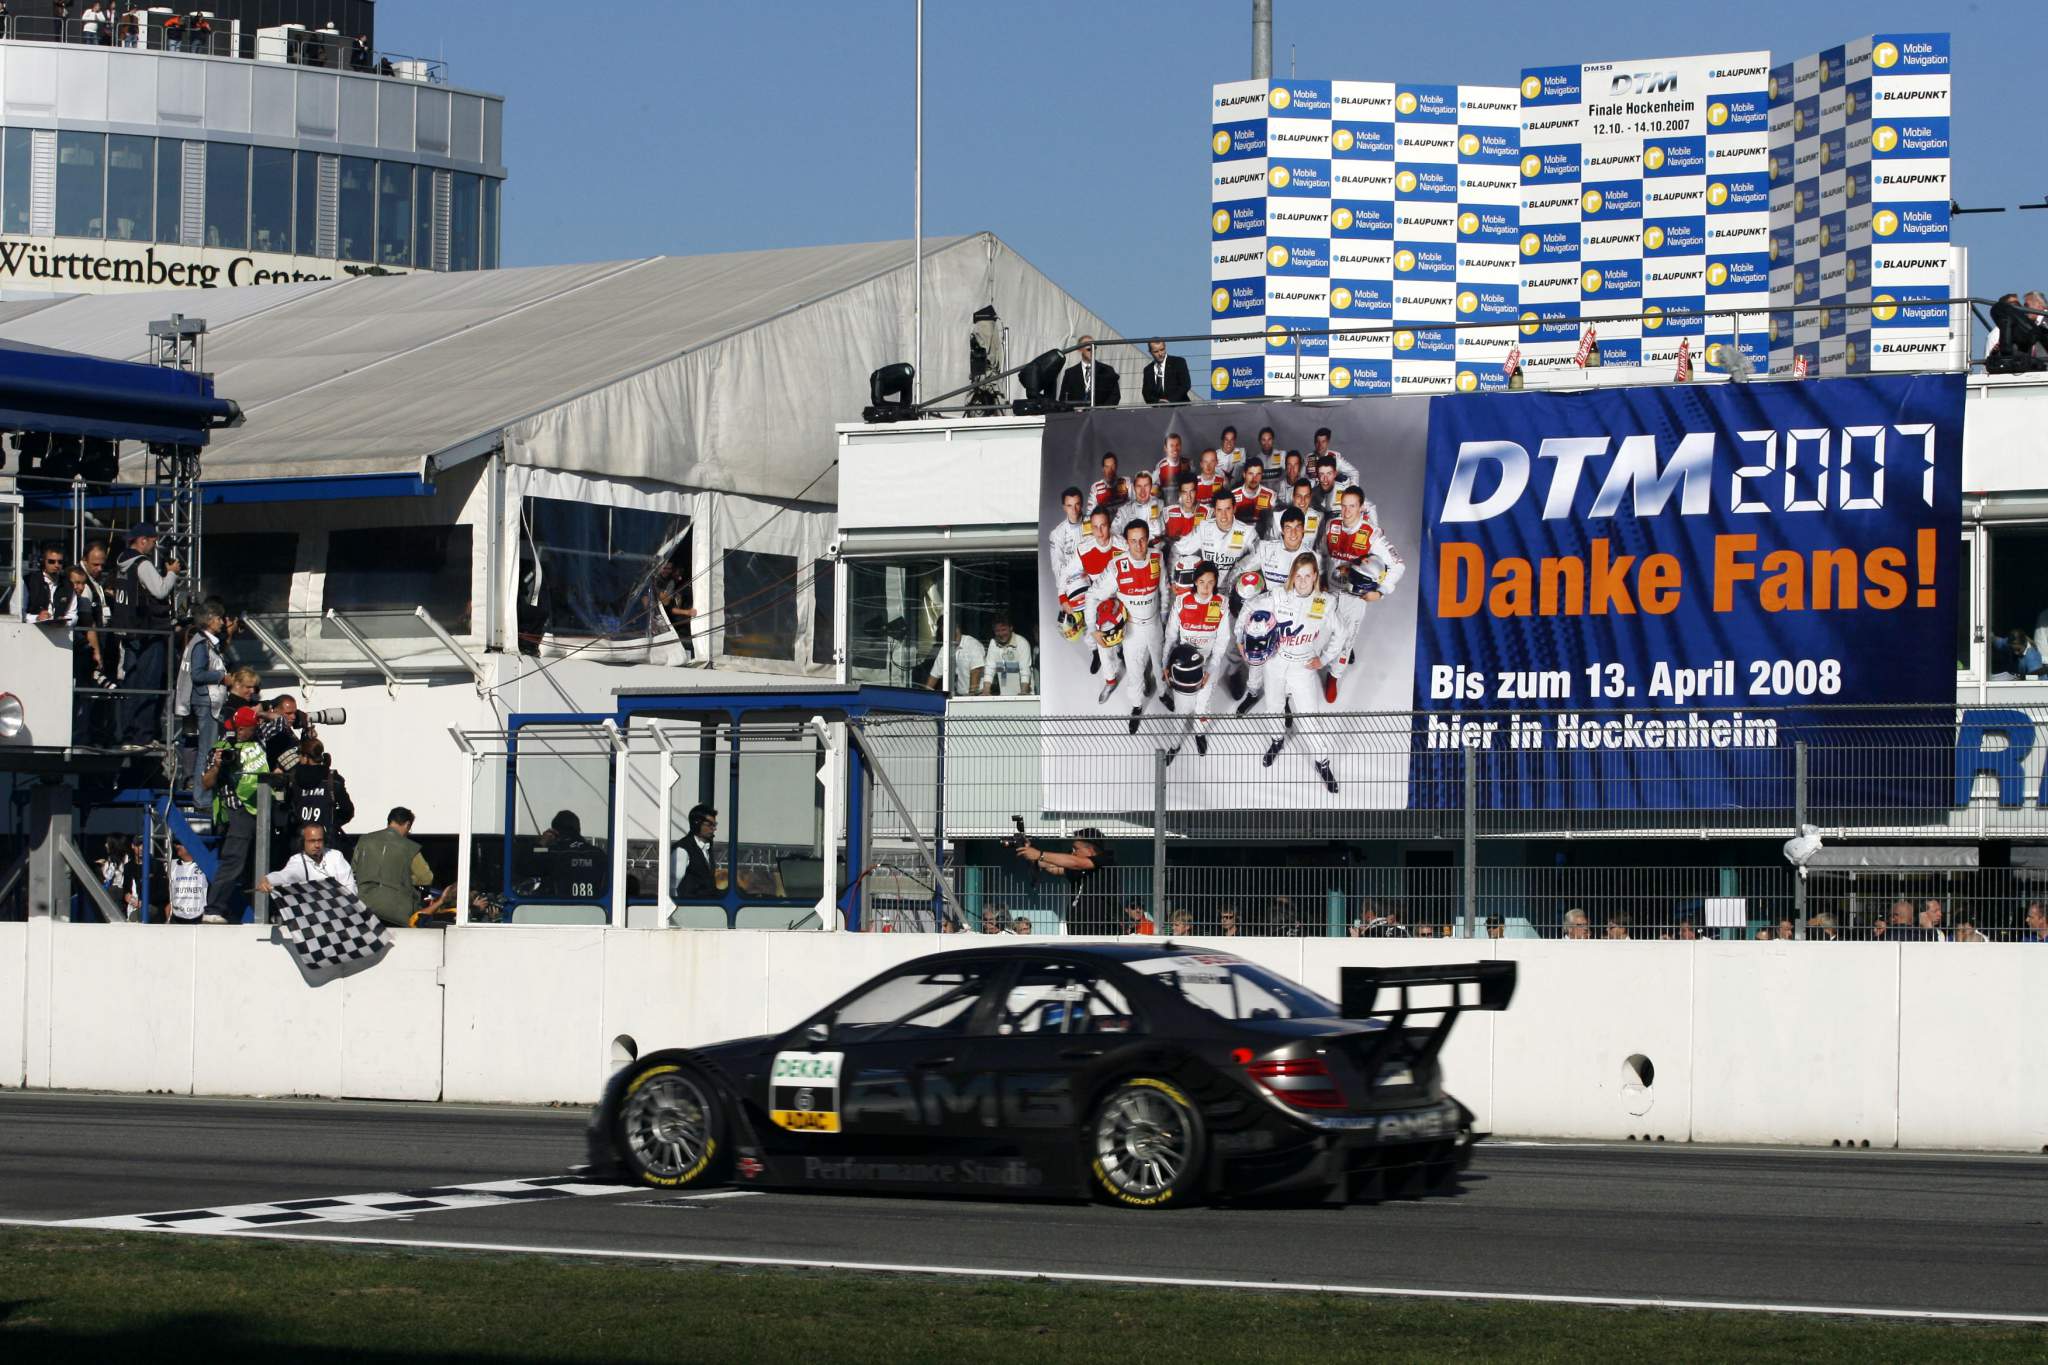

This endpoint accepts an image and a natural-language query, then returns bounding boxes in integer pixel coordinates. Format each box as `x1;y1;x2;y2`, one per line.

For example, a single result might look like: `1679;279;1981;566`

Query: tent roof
0;234;1117;502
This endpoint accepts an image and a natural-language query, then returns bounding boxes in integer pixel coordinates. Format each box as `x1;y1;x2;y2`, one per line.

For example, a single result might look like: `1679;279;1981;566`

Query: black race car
587;943;1514;1208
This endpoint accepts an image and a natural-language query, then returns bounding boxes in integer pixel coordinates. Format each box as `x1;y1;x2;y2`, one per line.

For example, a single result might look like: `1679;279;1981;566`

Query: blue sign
1333;121;1396;159
1327;358;1391;394
1332;200;1396;238
1212;120;1265;161
1330;277;1394;318
1411;374;1964;809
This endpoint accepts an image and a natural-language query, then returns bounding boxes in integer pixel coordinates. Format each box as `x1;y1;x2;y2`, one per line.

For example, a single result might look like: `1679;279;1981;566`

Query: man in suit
1059;335;1122;407
1140;338;1191;404
1989;294;2047;372
675;804;720;899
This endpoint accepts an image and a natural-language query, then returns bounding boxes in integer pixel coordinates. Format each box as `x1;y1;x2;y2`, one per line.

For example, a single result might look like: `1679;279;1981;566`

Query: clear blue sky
385;1;2038;348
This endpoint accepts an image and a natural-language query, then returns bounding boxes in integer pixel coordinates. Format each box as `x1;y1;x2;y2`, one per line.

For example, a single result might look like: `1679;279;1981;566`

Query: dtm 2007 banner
1035;373;1962;813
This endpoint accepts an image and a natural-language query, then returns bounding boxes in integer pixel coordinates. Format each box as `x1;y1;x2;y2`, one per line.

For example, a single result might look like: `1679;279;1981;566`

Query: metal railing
0;15;448;84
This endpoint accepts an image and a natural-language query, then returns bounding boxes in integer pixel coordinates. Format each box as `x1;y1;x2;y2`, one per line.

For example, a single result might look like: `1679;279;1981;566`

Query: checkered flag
271;881;391;980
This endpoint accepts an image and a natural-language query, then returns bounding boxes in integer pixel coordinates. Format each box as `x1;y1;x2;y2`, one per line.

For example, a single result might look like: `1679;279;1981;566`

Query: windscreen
1127;953;1337;1022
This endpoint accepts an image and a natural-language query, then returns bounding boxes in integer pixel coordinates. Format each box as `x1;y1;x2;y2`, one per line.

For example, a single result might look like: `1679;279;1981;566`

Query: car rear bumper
1216;1096;1475;1201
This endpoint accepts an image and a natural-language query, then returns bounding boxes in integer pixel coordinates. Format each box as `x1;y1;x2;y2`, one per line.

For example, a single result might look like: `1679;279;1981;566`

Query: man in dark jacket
1059;336;1122;407
1139;338;1191;404
674;804;720;899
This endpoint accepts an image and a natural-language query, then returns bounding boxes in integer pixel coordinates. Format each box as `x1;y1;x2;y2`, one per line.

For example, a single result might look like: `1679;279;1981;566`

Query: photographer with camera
281;735;355;850
1010;824;1114;934
110;522;180;746
201;706;277;924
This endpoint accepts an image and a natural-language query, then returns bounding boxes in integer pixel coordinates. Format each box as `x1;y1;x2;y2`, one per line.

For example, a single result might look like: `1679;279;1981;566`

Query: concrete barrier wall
3;924;2043;1151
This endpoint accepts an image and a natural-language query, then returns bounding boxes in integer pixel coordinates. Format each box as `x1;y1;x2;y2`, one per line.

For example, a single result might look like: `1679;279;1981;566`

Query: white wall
4;925;2044;1151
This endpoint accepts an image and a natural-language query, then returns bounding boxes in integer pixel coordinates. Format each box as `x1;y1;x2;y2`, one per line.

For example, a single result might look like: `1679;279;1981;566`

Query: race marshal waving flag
270;880;392;982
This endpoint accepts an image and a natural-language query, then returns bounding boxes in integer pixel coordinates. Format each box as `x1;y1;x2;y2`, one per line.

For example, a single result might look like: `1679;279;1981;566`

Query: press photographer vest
110;552;171;630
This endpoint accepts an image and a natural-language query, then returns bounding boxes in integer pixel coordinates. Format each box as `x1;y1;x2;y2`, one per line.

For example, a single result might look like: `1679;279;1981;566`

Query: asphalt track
3;1091;2046;1322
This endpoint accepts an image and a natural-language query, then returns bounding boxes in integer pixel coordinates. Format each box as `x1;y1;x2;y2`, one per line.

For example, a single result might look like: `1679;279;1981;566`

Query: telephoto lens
302;707;347;726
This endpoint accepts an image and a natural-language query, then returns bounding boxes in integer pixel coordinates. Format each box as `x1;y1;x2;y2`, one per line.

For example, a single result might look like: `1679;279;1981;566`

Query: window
951;555;1039;697
1987;525;2048;680
55;132;104;238
105;136;152;242
481;176;500;269
202;532;297;619
998;964;1138;1036
323;525;472;633
155;138;182;244
810;558;837;668
3;128;28;236
846;557;941;686
414;166;435;268
448;171;480;271
249;147;293;255
732;730;824;901
720;550;798;661
375;161;411;266
523;496;689;641
1127;954;1336;1021
336;156;373;263
826;966;993;1044
204;142;248;250
294;150;317;255
1958;531;1975;675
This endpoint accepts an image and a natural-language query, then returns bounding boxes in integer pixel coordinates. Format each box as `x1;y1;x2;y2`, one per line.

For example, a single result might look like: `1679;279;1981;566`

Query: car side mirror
804;1022;829;1046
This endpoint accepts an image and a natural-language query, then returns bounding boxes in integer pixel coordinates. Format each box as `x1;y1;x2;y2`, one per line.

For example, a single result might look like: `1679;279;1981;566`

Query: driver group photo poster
1036;373;1963;814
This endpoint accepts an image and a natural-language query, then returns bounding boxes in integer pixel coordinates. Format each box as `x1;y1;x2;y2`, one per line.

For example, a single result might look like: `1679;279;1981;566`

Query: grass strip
1;1225;2042;1363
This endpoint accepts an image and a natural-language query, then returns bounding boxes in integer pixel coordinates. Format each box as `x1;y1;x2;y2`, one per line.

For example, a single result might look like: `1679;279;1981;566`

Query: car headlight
0;692;23;739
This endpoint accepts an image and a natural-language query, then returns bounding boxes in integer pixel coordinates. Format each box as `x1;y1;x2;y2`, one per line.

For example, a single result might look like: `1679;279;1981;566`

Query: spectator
1948;915;1990;944
1414;923;1437;938
1140;338;1191;405
1121;900;1157;935
935;624;982;694
1351;901;1406;937
201;706;273;924
282;737;353;848
979;906;1006;934
175;600;228;811
80;2;107;43
218;665;260;731
1484;914;1505;940
70;546;112;745
978;615;1033;696
353;807;437;928
1216;905;1241;936
1754;926;1775;941
1562;907;1591;939
1604;915;1630;941
111;523;179;747
259;823;356;897
20;542;74;623
1807;913;1841;942
1168;908;1194;937
1059;335;1121;407
167;840;208;924
95;834;136;920
349;32;372;71
1011;915;1034;936
260;693;301;768
1012;827;1113;933
540;810;607;900
467;890;505;924
1876;898;1921;941
1988;293;2047;372
1675;916;1700;941
1775;917;1799;942
674;804;720;900
1919;899;1946;942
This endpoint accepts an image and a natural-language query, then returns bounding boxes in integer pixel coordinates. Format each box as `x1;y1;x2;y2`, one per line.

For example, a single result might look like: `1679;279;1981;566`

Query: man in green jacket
353;806;439;927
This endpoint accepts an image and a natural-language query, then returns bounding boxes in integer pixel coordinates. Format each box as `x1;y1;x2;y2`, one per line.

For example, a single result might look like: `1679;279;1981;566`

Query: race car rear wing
1338;961;1518;1019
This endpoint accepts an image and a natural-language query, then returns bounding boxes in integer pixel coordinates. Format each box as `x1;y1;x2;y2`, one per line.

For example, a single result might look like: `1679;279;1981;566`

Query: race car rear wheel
613;1059;726;1189
1088;1077;1206;1209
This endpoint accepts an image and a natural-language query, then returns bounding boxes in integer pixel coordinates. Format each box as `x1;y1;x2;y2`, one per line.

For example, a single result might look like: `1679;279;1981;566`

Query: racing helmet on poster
1239;607;1278;663
1336;562;1382;598
1056;561;1091;612
1166;642;1206;694
1229;566;1264;617
1094;597;1129;648
1057;606;1087;641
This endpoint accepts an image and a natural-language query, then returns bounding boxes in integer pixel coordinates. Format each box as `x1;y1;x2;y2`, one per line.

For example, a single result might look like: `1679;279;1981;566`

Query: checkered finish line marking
56;1175;638;1234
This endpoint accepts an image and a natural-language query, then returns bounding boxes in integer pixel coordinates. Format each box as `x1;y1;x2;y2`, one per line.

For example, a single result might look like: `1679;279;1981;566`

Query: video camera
1000;814;1029;852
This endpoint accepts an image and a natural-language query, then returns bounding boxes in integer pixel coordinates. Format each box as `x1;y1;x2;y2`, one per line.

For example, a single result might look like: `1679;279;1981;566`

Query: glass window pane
204;142;248;250
336;155;373;263
721;550;798;661
322;525;472;633
56;132;105;238
481;176;499;269
1958;534;1973;674
828;967;991;1043
1988;527;2048;680
249;146;292;255
105;135;152;242
448;171;479;271
525;496;689;645
414;166;434;269
998;964;1138;1035
950;555;1039;696
846;558;942;686
203;531;299;659
732;731;824;902
5;128;33;236
375;160;411;266
156;138;182;244
810;558;836;668
294;151;317;255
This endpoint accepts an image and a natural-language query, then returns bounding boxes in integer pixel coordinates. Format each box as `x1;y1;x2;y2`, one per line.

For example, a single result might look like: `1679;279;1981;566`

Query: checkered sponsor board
1211;78;1518;400
59;1175;635;1233
271;879;391;977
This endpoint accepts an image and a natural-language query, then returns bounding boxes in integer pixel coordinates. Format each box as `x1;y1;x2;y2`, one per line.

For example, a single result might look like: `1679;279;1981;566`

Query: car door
976;959;1146;1182
762;958;1002;1168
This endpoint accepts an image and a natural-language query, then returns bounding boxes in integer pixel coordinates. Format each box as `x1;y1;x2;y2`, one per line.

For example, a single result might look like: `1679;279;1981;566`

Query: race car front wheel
612;1057;727;1189
1088;1077;1206;1209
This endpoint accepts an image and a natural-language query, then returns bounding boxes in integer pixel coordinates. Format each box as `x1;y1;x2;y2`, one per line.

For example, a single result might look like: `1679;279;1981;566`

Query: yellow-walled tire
611;1060;727;1189
1087;1077;1206;1209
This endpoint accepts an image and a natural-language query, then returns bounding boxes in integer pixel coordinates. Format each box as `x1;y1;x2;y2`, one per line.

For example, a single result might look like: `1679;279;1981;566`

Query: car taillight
1245;1056;1345;1110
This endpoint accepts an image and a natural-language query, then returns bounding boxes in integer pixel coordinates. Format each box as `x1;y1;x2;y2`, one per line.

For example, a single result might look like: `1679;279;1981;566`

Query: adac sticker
770;1050;843;1133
